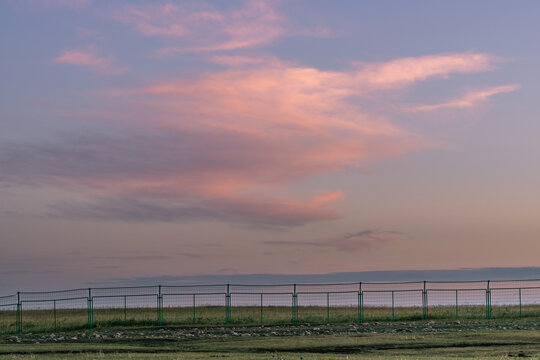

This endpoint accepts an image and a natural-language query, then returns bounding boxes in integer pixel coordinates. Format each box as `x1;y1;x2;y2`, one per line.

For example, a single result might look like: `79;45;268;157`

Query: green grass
2;304;540;334
2;330;540;359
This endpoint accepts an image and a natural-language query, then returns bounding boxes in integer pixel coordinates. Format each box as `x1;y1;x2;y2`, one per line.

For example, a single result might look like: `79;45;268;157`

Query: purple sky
1;0;539;292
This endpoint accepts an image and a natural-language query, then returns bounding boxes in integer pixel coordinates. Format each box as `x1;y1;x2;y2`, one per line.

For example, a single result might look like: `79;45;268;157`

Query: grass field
2;304;540;334
2;325;540;359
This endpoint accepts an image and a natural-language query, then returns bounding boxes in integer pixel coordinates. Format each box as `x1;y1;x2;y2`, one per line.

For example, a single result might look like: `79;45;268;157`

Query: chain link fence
2;279;540;333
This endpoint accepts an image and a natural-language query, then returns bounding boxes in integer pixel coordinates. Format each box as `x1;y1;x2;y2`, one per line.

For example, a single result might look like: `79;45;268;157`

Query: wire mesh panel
521;287;540;318
162;294;198;324
19;301;53;333
162;285;227;296
19;289;88;332
363;282;423;292
0;294;17;334
426;290;459;319
393;290;423;320
231;284;294;294
53;297;88;331
491;288;520;318
491;280;540;289
230;293;262;324
297;292;326;323
230;285;294;324
261;293;292;324
363;291;393;321
427;281;487;291
193;293;226;324
92;287;158;326
298;283;359;294
452;289;487;319
329;292;357;323
162;285;226;325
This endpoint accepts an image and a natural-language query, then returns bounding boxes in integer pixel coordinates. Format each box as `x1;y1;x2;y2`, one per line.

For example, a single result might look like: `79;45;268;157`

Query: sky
1;0;540;293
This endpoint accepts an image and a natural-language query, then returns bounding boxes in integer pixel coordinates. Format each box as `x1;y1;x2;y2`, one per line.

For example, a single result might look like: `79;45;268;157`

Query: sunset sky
1;0;539;293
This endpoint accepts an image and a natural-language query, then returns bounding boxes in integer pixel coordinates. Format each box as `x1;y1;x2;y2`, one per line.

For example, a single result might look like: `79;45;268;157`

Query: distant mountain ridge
87;267;540;287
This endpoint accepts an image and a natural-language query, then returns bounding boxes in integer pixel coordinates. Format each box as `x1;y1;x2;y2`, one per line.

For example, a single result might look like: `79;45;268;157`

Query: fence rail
2;279;540;333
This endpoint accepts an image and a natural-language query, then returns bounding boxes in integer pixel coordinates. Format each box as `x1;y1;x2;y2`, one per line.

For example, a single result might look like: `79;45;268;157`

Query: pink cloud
114;1;285;55
2;52;515;226
354;53;501;90
410;84;520;112
54;45;129;75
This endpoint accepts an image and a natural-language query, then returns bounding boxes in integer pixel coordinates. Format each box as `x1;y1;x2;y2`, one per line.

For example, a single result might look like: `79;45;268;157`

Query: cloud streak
353;53;501;90
262;230;402;252
54;45;129;75
114;1;286;55
410;84;520;111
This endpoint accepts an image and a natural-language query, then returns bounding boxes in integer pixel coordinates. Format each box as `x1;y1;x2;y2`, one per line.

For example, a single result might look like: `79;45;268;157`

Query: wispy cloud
207;54;273;67
410;84;520;112
49;192;342;227
263;230;402;252
54;45;129;75
353;53;501;90
113;1;286;55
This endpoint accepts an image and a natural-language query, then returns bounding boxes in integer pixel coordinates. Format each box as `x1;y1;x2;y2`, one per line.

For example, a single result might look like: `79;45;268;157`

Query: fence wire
2;279;540;333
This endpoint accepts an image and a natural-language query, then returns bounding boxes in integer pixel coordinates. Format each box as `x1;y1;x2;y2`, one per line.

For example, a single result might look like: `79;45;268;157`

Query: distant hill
87;267;540;287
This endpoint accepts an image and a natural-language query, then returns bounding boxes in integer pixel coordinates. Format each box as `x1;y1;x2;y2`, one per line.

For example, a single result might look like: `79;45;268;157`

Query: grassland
2;304;540;334
3;305;540;359
2;324;540;359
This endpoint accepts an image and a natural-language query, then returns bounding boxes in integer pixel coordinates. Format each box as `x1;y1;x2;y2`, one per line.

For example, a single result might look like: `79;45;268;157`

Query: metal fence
2;279;540;333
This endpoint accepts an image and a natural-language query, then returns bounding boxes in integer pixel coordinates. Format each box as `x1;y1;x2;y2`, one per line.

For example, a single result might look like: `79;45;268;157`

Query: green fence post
157;285;163;326
455;290;459;318
422;281;428;320
486;280;491;319
292;284;297;323
53;300;57;331
326;292;330;323
225;284;230;324
358;282;364;322
16;292;22;334
391;291;395;321
87;288;93;329
192;294;196;324
519;288;522;318
357;282;363;323
124;296;127;324
425;288;428;320
260;293;263;325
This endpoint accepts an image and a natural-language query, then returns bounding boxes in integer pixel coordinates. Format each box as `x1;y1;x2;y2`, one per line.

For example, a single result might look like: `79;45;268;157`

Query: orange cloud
410;84;520;111
54;45;129;75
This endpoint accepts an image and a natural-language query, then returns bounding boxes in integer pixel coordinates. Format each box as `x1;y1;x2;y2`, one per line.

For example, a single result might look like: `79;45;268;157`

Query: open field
2;321;540;359
2;305;540;334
